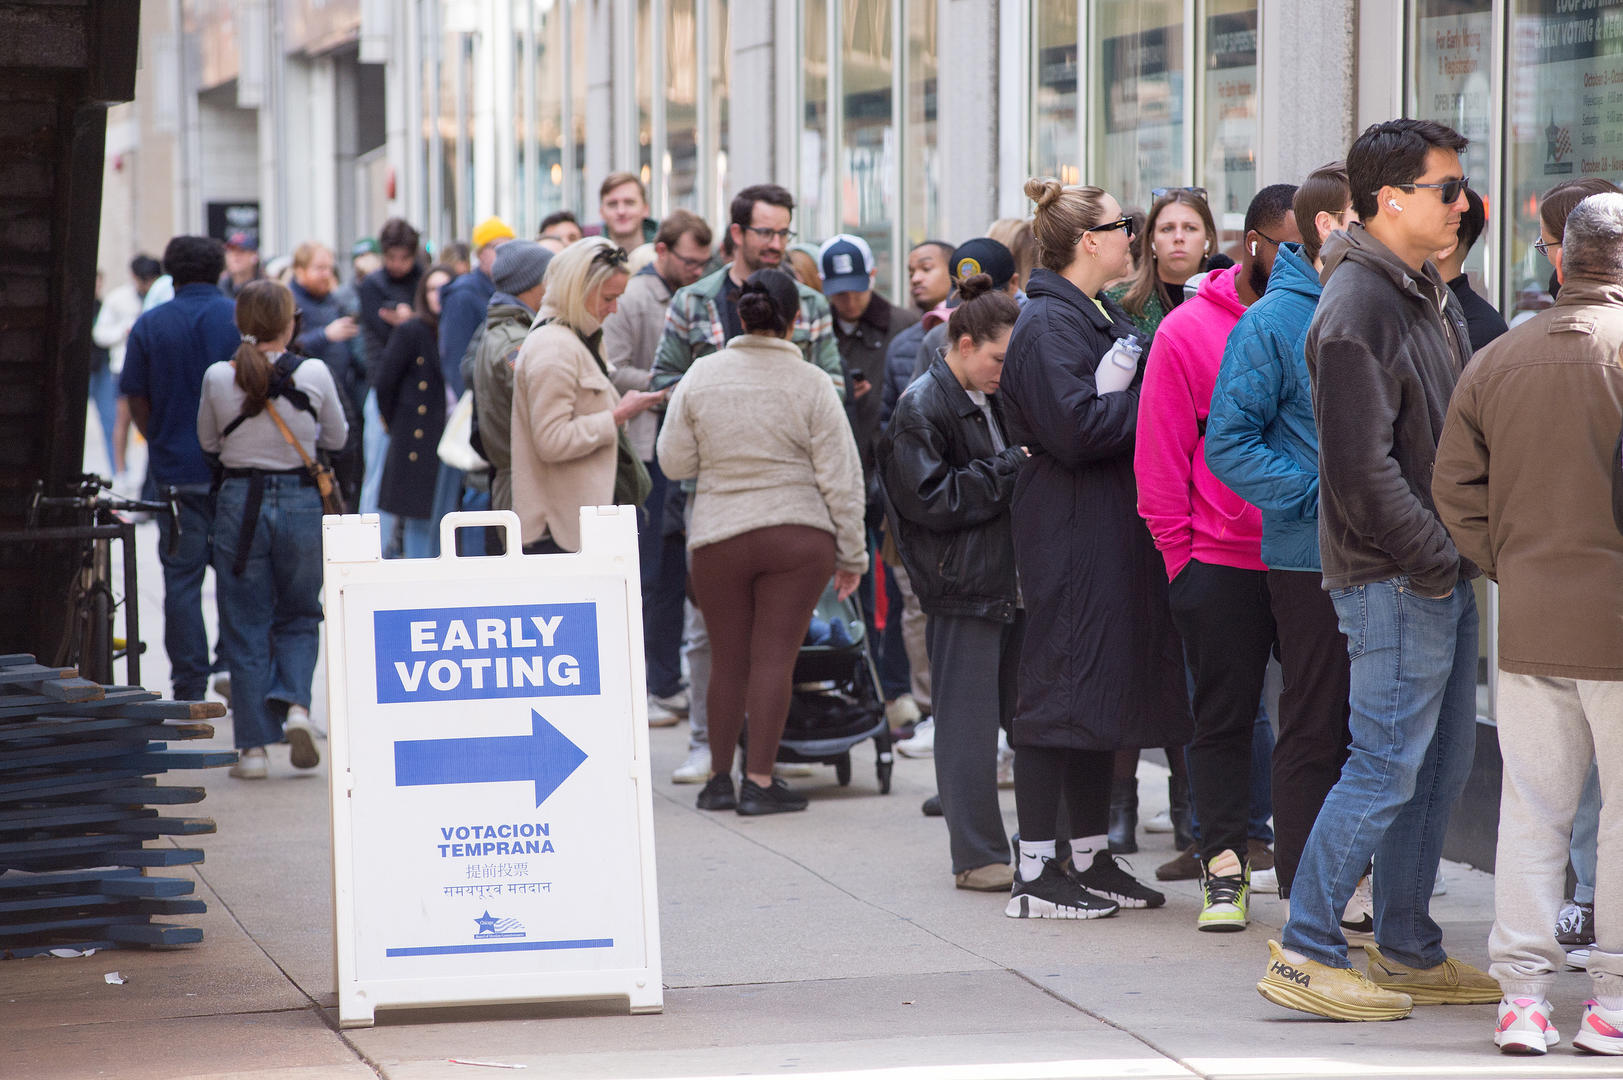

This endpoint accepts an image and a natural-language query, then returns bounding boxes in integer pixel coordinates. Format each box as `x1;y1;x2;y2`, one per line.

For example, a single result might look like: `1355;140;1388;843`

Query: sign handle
438;510;526;559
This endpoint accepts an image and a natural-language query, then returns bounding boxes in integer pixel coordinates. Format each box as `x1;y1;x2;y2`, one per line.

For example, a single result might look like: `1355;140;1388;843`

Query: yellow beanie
471;216;516;251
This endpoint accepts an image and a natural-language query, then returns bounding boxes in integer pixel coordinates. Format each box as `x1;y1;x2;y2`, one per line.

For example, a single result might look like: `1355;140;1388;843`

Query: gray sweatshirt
197;356;350;470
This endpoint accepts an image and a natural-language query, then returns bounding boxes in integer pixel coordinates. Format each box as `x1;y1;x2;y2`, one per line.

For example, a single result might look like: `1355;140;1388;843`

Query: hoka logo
1271;960;1310;987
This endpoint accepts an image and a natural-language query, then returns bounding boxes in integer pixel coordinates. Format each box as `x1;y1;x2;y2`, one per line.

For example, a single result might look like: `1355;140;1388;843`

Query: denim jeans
879;564;911;701
1572;760;1601;905
157;484;227;700
359;389;397;540
640;458;686;699
1282;576;1478;970
88;365;119;470
211;476;325;750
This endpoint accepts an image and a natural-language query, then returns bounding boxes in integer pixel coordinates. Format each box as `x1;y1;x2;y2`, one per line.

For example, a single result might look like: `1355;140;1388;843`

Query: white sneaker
1340;874;1374;937
671;745;711;784
1433;868;1448;896
1250;865;1279;895
897;718;935;758
996;733;1015;789
885;695;922;730
1495;996;1559;1054
651;688;689;715
229;746;268;779
773;761;816;778
1144;809;1175;833
1574;998;1623;1055
646;699;682;728
283;707;320;770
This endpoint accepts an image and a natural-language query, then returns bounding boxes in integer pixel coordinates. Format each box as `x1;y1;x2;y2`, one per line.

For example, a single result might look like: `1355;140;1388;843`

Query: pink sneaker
1574;999;1623;1055
1494;997;1558;1055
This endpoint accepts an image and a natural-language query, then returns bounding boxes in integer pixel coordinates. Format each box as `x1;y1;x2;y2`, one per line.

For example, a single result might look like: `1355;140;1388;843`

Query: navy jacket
438;268;495;397
119;283;240;486
1204;242;1325;572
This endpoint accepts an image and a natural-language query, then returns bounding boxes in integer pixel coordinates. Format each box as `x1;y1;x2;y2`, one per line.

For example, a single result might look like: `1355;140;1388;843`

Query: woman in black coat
995;178;1190;920
374;262;456;557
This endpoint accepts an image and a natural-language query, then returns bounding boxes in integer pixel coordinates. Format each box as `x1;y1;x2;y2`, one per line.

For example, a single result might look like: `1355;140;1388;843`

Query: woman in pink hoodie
1133;185;1300;933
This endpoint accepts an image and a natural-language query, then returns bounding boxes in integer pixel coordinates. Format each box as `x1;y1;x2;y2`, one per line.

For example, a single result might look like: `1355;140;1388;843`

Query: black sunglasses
1151;186;1208;200
1088;216;1137;239
1388;176;1470;205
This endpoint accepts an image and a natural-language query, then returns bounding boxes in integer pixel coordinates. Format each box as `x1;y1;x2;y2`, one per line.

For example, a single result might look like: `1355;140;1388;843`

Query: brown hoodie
1307;224;1477;595
1433;277;1623;680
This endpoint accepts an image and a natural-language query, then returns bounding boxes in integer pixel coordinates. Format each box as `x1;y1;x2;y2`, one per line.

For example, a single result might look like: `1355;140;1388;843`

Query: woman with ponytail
878;274;1028;891
993;178;1189;919
657;267;866;816
197;279;349;780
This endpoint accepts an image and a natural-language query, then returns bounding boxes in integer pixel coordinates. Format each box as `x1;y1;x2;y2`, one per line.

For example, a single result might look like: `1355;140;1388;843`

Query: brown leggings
689;524;837;778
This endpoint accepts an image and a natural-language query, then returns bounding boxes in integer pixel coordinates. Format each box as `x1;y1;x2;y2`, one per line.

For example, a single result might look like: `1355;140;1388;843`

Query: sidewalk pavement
4;498;1616;1078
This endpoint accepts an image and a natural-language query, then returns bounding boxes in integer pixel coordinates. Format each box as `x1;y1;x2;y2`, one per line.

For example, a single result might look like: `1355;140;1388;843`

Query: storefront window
665;0;699;213
1410;0;1494;294
570;0;589;216
902;0;939;250
709;0;732;229
1033;0;1079;184
842;0;894;287
1506;0;1621;323
801;0;833;241
1092;0;1184;212
1201;0;1258;234
533;0;566;221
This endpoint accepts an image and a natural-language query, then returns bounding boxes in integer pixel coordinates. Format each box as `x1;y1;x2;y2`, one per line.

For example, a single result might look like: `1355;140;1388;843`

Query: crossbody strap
263;403;319;472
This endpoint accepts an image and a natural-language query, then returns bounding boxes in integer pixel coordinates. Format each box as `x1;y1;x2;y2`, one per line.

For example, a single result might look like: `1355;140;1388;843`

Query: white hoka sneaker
1495;996;1559;1055
896;718;935;758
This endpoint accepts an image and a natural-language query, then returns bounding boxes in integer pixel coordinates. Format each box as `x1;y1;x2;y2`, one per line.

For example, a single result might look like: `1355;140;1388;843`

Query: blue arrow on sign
393;710;587;807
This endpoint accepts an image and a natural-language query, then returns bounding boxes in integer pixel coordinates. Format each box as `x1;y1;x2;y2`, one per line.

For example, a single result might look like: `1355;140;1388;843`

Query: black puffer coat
998;268;1190;751
878;357;1026;622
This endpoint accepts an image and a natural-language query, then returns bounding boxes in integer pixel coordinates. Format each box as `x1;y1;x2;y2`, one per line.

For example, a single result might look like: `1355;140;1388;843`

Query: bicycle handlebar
29;475;183;557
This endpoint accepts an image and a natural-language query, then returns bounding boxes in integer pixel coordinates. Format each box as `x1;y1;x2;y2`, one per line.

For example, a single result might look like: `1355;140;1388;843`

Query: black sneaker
1557;899;1595;947
922;794;943;817
737;776;808;815
696;773;736;811
1005;859;1120;920
1070;848;1166;909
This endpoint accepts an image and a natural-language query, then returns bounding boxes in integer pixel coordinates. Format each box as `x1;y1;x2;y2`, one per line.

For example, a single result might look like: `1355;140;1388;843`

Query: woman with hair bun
658;267;867;817
197;279;349;780
995;177;1190;920
879;273;1028;891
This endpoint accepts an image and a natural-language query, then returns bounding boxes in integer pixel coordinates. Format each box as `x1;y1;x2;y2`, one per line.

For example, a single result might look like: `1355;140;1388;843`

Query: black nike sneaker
1005;858;1120;920
1071;848;1166;909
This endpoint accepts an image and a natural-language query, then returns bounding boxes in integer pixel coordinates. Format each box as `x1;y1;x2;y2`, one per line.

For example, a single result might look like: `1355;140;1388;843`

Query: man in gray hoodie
1255;118;1497;1022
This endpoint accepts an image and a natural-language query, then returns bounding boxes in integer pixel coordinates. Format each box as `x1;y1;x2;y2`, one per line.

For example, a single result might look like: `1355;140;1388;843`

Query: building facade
97;0;1623;729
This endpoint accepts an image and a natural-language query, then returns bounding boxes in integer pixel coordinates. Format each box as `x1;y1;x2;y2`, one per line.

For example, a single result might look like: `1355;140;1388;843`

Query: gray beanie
492;240;552;295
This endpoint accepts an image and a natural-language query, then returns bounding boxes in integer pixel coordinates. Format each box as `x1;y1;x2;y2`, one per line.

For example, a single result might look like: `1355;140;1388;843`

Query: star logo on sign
474;911;500;934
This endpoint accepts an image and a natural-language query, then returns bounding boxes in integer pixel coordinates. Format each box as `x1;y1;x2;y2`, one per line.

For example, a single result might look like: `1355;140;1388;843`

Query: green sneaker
1196;848;1249;933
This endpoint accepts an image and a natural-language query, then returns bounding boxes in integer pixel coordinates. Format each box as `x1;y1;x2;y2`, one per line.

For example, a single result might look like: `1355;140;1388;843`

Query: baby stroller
775;583;893;793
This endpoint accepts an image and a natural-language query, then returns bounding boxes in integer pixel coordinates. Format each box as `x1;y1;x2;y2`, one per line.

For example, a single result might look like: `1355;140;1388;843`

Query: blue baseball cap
818;234;876;296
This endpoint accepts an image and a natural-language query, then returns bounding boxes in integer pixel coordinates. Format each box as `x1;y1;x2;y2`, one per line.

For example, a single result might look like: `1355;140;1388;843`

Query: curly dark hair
378;217;421;256
162;235;226;288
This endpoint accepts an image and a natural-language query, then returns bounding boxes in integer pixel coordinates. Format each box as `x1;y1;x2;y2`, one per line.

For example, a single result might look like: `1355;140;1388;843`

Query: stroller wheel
836;754;852;786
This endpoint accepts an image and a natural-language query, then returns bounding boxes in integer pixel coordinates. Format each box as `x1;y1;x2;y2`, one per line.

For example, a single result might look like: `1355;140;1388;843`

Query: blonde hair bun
1024;177;1066;210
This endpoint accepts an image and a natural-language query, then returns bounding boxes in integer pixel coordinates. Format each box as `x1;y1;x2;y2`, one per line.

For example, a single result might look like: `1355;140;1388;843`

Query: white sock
1281;946;1310;965
1070;834;1109;867
1018;839;1056;882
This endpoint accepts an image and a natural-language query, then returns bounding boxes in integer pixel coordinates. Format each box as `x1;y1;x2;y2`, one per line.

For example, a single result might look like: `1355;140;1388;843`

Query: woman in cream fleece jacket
657;268;866;816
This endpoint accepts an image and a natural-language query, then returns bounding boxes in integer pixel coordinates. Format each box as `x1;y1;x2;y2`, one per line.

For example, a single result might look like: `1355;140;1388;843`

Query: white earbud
1249;242;1258;256
1389;200;1402;212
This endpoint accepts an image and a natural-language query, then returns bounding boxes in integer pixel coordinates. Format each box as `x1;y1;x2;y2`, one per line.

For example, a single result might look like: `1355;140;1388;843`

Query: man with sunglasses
652;184;844;786
1255;119;1498;1022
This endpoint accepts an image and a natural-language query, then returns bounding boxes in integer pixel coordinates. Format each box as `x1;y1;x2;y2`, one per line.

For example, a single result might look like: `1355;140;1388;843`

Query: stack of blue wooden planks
0;653;234;957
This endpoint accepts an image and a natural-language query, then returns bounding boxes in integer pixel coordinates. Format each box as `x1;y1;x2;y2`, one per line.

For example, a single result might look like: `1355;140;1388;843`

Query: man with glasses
1255;118;1498;1021
652;184;844;785
603;210;715;727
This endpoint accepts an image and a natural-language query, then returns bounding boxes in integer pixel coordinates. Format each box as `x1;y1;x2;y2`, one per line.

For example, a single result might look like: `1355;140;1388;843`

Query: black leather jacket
877;358;1027;622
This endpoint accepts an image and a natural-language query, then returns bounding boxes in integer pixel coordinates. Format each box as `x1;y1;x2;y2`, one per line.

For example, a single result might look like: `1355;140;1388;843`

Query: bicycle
5;473;181;686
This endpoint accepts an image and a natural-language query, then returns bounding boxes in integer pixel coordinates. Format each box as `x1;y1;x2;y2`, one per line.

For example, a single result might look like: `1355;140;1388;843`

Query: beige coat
1434;278;1623;680
657;334;868;574
509;317;621;552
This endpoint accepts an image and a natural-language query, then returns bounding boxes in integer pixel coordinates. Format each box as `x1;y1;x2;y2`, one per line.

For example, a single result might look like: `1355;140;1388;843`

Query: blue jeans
89;365;118;470
1572;760;1601;905
879;563;911;701
397;516;436;559
1282;576;1478;970
211;476;325;750
157;485;226;700
359;389;397;540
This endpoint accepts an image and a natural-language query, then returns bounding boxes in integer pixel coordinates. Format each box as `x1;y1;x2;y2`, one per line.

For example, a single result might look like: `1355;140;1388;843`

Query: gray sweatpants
928;611;1023;873
682;496;710;753
1490;671;1623;1001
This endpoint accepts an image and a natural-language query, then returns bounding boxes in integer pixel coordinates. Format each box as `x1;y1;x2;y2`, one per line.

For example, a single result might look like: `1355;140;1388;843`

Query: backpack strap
221;354;318;438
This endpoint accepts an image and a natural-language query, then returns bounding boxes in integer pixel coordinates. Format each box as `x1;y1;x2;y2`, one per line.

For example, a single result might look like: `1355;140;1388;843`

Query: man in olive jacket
1433;192;1623;1054
471;241;551;513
